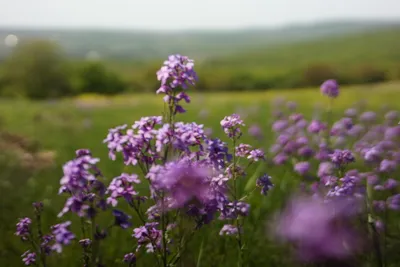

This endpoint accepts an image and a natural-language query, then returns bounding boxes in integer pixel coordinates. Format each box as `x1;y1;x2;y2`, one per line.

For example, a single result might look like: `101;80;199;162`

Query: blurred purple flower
248;124;263;139
384;178;398;190
219;224;238;236
320;79;339;98
152;161;212;208
112;209;132;229
51;221;75;253
330;149;355;167
256;174;274;195
360;111;377;123
317;162;334;178
273;196;362;261
123;253;136;264
272;120;288;132
15;217;32;241
248;149;265;161
294;162;311;176
307;120;326;134
273;153;288;165
21;251;36;266
387;194;400;210
379;159;397;173
345;108;358;117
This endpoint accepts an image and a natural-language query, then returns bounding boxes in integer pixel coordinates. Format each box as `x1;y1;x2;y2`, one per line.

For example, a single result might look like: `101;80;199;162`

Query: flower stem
366;182;383;267
90;215;98;267
35;213;47;267
232;137;245;267
161;194;168;267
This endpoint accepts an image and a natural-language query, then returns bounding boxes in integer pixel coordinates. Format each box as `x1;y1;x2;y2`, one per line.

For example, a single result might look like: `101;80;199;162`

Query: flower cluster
14;58;400;267
156;54;197;114
268;79;400;262
15;54;270;267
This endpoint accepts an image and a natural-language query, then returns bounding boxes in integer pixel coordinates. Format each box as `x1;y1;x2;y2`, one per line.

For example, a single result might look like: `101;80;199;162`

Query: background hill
0;20;399;61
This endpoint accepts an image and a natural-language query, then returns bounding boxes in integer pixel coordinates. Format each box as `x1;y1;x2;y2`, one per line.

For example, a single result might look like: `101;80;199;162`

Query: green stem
232;137;244;267
35;213;47;267
90;215;98;267
366;182;383;267
161;194;168;267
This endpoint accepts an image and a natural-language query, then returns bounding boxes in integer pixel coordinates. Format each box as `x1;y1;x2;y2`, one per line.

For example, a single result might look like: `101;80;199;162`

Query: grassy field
1;82;400;266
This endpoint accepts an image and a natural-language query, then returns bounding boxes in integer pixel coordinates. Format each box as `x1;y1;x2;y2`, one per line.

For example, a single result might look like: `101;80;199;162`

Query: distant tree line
0;39;397;99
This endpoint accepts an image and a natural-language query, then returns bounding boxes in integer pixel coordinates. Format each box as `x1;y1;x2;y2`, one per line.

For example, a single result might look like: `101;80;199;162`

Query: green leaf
245;163;264;192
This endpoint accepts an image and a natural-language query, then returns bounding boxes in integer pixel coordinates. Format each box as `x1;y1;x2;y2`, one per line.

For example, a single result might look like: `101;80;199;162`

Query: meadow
2;80;400;266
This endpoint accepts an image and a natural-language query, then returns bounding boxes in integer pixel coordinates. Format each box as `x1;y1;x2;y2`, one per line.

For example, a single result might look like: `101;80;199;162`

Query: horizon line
0;17;399;33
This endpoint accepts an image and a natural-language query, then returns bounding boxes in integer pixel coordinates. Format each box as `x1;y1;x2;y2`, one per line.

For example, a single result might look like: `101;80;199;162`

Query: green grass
0;82;399;266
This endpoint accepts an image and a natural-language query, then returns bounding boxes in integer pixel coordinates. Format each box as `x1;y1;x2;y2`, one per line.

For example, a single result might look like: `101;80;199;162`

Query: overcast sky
0;0;399;30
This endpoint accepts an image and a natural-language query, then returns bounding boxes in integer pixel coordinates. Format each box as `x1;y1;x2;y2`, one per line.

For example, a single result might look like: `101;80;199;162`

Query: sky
0;0;399;30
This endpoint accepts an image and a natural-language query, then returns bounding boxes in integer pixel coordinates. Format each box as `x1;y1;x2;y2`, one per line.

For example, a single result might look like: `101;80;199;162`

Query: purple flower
387;194;400;210
220;114;245;138
256;174;274;195
235;144;252;157
326;175;361;198
273;153;288;165
298;146;314;158
248;149;265;161
273;196;362;261
107;173;140;207
133;223;161;251
317;162;334;178
320;79;339;98
289;113;304;123
385;126;400;140
15;217;32;241
205;138;232;169
151;161;212;208
59;152;101;194
373;201;386;212
41;235;54;255
112;209;132;229
385;110;399;123
21;251;36;266
347;124;365;137
363;146;384;163
272;120;288;132
174;122;206;150
221;201;250;219
219;224;238;236
315;145;332;161
307;120;326;134
330;149;355;166
384;178;398;190
156;54;197;91
51;221;75;253
277;134;290;145
379;159;397;173
58;193;95;218
366;174;379;185
294;162;310;176
79;238;92;248
248;124;263;139
345;108;358;117
123;253;136;264
360;111;377;123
